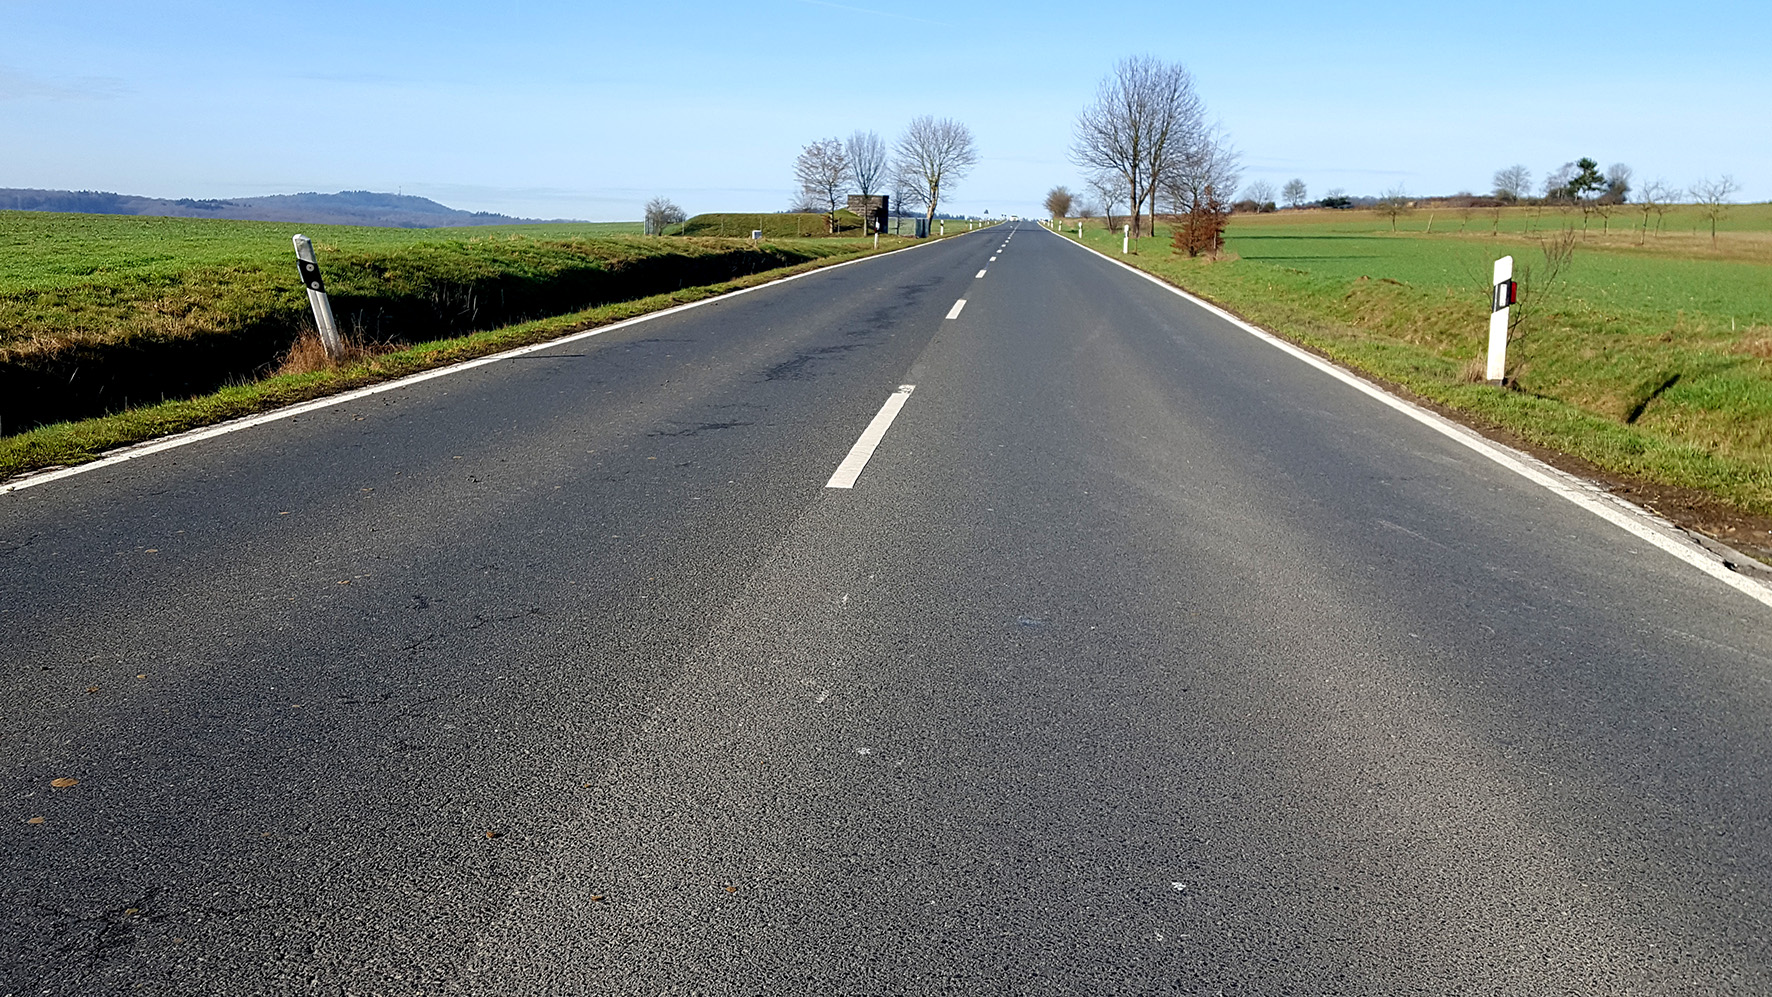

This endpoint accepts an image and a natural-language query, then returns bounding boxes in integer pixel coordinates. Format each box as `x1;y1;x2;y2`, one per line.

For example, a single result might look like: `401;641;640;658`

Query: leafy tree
1320;188;1351;210
1568;158;1607;201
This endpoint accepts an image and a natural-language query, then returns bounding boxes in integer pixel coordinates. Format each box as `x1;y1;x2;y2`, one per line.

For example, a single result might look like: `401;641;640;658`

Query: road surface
5;222;1771;995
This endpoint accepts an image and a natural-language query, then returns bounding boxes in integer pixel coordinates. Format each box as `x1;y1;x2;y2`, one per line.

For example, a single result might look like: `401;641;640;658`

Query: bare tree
1158;124;1239;239
1504;227;1578;380
1639;179;1678;239
1374;185;1412;231
1074;199;1097;220
1073;56;1205;240
1281;178;1308;209
1242;179;1275;207
1043;185;1074;220
1086;170;1125;232
795;137;851;233
894;115;979;222
1492;164;1532;202
847;130;888;198
1542;162;1575;202
889;170;922;236
1690;175;1740;245
1634;179;1670;244
643;196;686;236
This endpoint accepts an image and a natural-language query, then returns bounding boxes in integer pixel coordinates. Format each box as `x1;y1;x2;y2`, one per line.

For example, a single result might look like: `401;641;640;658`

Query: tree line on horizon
643;117;981;237
788;117;979;234
1063;55;1240;257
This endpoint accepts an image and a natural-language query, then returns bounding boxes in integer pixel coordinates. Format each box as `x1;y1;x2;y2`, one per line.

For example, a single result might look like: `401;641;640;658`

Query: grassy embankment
1062;204;1772;531
679;210;867;237
0;211;955;479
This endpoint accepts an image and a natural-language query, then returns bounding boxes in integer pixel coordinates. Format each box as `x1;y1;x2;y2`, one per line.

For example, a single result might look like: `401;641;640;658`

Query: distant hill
0;188;551;228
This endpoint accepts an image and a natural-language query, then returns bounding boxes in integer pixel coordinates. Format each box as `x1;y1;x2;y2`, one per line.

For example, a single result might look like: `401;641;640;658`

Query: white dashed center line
975;269;986;278
826;384;916;489
945;298;967;320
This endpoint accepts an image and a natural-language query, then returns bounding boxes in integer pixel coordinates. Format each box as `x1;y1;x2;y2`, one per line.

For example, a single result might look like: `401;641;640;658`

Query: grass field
0;213;644;292
680;211;868;238
1065;205;1772;531
0;210;939;432
680;211;982;239
0;210;993;477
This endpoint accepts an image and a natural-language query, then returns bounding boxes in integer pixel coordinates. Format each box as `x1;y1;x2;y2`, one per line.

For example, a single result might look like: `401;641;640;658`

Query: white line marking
2;239;949;496
826;384;915;489
990;256;997;261
1050;227;1772;610
975;269;987;278
945;299;967;320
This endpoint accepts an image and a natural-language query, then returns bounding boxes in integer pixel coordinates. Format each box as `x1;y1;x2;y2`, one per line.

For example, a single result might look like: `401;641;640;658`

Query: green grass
1066;208;1772;517
0;212;643;292
0;210;942;432
678;210;873;238
0;234;931;479
0;211;991;478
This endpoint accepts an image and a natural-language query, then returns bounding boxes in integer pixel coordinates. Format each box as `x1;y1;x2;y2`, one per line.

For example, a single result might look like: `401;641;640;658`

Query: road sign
1486;256;1513;383
293;235;343;359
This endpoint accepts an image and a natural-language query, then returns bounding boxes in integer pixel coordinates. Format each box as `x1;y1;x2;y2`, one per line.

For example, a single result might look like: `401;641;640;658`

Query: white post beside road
1487;255;1514;383
1122;224;1130;254
293;234;343;359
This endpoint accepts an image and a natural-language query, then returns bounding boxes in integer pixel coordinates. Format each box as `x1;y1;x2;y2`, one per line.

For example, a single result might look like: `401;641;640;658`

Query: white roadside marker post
1077;222;1082;239
293;234;343;359
1487;255;1516;383
1122;224;1129;254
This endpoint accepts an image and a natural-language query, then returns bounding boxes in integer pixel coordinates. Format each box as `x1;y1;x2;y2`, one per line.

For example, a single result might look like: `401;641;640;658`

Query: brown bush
1172;186;1231;258
275;331;384;376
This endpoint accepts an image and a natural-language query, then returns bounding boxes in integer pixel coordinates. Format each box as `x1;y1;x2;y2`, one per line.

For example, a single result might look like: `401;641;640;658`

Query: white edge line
945;299;967;320
1049;227;1772;610
2;235;957;496
825;384;916;489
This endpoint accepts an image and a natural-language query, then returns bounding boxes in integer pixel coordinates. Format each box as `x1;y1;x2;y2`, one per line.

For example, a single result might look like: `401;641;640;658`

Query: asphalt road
5;222;1772;995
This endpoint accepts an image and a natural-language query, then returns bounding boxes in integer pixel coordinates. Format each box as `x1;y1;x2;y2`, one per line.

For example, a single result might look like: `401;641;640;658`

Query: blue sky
3;0;1766;220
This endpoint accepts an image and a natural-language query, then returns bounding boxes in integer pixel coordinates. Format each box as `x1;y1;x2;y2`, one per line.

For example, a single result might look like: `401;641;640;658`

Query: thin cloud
0;66;127;101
